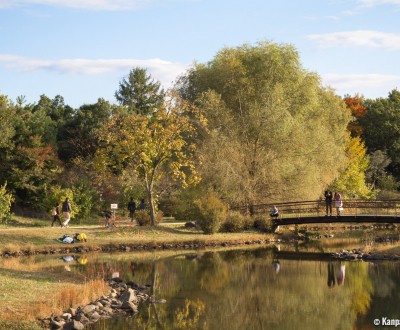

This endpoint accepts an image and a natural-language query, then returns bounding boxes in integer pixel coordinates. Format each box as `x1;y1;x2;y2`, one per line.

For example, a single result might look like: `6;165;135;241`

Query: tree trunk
145;178;157;226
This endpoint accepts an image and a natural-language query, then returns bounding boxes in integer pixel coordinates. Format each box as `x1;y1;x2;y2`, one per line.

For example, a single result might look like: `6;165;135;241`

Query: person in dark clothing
51;202;62;227
324;190;333;216
62;197;72;228
127;197;136;222
327;262;335;287
139;198;145;210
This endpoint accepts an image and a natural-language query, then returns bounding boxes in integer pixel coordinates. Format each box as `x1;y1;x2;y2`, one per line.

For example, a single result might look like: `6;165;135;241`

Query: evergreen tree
115;67;165;116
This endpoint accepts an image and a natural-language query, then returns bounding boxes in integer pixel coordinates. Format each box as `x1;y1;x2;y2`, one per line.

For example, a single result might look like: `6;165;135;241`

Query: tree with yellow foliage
94;93;204;225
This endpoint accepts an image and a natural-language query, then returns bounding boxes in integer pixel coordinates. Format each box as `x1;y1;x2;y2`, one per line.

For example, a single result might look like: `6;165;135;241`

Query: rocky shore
40;278;155;330
330;249;400;261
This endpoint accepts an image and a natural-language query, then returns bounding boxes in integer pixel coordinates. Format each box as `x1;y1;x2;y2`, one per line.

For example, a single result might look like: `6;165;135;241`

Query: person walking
139;198;145;210
333;192;343;216
324;190;333;216
62;197;72;228
51;202;62;227
127;197;136;222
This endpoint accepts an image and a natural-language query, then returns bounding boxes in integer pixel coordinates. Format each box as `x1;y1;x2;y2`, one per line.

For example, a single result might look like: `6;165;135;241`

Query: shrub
156;210;164;224
193;194;227;234
0;183;14;224
159;187;203;221
135;210;152;226
221;211;246;233
253;214;272;232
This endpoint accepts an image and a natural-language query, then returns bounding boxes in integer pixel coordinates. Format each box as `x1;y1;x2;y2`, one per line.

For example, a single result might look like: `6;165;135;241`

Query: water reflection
1;245;398;329
79;248;400;330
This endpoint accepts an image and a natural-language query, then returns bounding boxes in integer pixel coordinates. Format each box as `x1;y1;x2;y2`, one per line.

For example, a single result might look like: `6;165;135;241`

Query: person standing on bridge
324;190;333;216
333;192;343;216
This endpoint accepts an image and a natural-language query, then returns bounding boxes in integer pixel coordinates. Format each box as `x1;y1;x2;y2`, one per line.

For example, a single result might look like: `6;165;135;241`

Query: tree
57;98;113;163
366;150;392;190
0;95;61;207
358;89;400;179
0;95;16;148
177;41;351;208
344;95;366;137
115;67;165;116
94;93;204;225
329;136;372;198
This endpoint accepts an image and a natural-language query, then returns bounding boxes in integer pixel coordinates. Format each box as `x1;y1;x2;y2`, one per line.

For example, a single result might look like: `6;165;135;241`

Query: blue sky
1;0;399;108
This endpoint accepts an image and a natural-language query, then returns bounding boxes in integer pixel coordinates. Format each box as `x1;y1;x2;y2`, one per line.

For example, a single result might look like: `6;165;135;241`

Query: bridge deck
276;215;400;226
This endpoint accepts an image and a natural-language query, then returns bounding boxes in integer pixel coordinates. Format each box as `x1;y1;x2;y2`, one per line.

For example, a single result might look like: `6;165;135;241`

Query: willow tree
94;93;204;225
177;41;351;208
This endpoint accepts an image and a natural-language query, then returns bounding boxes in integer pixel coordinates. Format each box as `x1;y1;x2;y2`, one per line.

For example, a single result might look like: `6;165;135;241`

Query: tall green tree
177;41;351;208
94;93;204;225
358;89;400;179
115;67;165;116
57;98;113;163
0;95;16;148
0;94;63;207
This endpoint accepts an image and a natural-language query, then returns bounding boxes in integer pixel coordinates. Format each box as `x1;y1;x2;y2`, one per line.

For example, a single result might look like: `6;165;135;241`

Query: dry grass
0;279;108;321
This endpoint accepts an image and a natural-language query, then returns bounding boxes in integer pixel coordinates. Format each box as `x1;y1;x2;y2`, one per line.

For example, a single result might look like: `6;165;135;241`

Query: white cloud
0;0;151;10
307;30;400;49
357;0;400;7
0;54;188;87
322;73;400;96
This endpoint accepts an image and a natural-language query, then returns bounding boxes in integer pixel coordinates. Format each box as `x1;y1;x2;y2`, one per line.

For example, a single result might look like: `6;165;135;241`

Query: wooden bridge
239;199;400;231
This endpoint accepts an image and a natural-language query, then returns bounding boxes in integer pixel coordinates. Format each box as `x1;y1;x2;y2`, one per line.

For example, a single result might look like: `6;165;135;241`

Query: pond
74;245;400;330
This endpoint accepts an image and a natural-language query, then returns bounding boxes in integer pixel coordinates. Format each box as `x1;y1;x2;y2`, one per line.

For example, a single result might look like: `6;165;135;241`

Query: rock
99;299;111;306
102;306;114;315
67;308;77;317
120;288;138;303
121;301;138;313
63;320;85;330
94;302;104;308
74;313;90;324
184;221;198;229
61;313;72;320
88;311;101;321
82;304;96;314
50;319;63;329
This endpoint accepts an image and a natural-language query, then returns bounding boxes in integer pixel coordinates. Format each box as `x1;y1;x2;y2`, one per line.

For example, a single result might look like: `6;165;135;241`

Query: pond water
76;245;400;330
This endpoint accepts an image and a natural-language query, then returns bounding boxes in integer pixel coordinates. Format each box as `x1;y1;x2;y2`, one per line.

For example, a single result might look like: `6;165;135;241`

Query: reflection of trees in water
197;252;229;291
90;250;377;330
356;262;400;326
346;262;373;317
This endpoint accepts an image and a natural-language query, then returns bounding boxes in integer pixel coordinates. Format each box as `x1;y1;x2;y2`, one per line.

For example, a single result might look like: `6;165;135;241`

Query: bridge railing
234;199;400;218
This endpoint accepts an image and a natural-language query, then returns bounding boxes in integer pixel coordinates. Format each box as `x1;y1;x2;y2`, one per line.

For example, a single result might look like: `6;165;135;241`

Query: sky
1;0;400;108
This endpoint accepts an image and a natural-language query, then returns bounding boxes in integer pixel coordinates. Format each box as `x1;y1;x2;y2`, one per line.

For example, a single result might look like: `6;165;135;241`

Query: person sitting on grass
57;233;87;244
73;233;87;242
57;234;74;244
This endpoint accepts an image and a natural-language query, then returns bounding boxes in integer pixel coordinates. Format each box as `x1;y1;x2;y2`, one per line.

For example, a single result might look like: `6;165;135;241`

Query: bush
159;187;203;221
193;194;227;234
135;210;152;226
221;211;246;233
0;183;14;224
253;214;273;232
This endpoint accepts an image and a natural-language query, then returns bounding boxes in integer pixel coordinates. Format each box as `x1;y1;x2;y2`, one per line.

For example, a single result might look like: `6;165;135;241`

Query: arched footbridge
242;199;400;231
